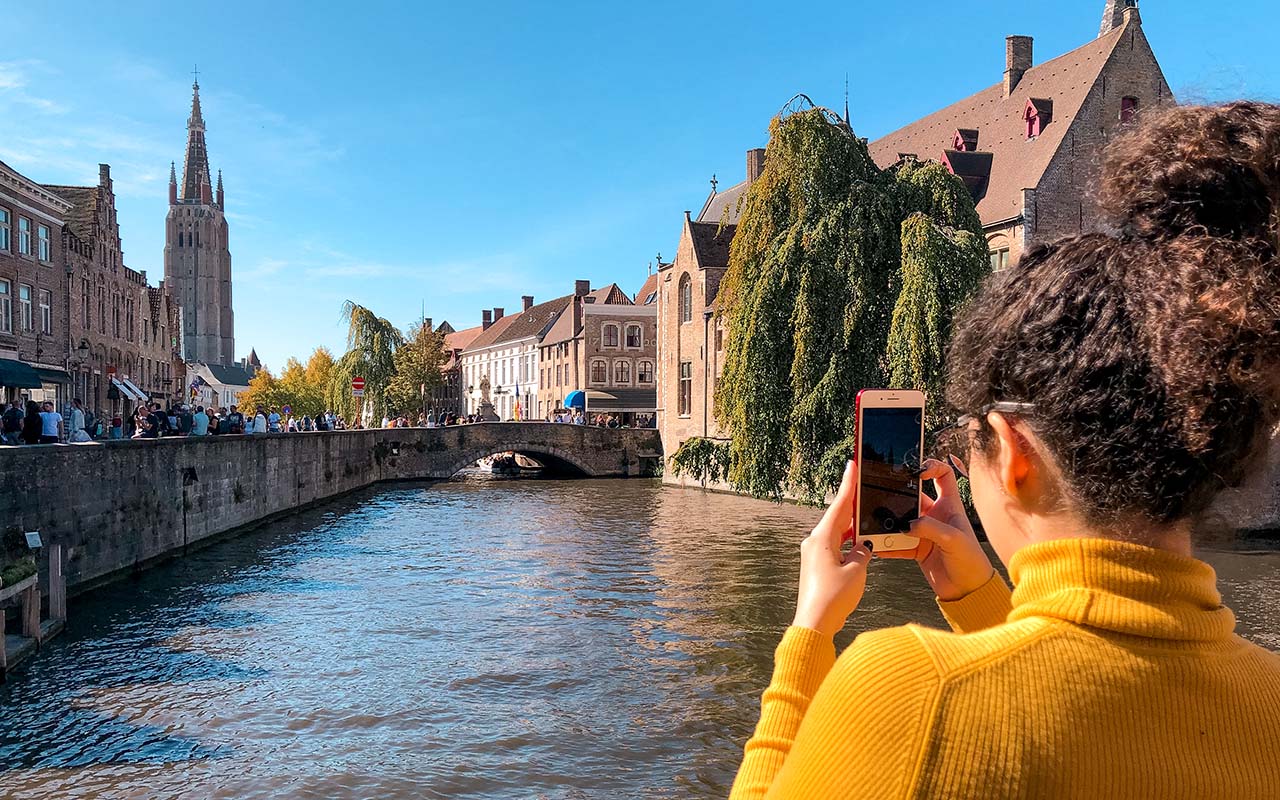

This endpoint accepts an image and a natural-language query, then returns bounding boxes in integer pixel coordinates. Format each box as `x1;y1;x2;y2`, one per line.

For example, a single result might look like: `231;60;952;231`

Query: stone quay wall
0;423;662;596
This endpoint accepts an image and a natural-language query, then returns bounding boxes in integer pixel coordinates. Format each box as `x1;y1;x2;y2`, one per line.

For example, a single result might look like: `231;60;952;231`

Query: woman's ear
986;411;1036;500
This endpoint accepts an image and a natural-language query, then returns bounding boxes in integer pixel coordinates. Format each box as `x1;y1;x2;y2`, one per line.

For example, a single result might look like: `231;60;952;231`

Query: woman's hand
882;457;994;601
792;461;873;639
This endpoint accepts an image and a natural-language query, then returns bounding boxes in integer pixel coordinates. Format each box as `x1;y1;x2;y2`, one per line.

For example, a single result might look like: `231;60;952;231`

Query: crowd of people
1;399;658;444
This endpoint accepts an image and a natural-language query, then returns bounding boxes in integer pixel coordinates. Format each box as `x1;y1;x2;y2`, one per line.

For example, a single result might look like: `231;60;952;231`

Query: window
18;216;31;255
0;280;10;333
678;273;693;323
715;327;723;352
81;276;90;329
625;324;642;348
0;208;9;251
113;292;121;338
590;359;607;385
1120;96;1139;124
614;360;631;384
39;289;51;334
37;224;50;262
602;323;619;348
18;284;32;331
126;297;135;341
989;248;1010;271
555;363;562;386
98;285;106;330
678;361;692;416
638;360;654;383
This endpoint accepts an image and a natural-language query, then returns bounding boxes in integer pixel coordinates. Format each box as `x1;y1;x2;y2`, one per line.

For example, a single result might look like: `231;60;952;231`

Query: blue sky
1;0;1275;369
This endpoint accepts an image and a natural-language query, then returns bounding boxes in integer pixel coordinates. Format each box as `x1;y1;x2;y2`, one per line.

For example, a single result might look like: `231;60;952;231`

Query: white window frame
18;283;33;331
638;360;654;383
602;323;620;349
37;224;51;262
17;216;31;256
0;279;10;333
625;323;642;349
0;207;10;252
590;359;607;385
39;289;51;334
613;359;631;385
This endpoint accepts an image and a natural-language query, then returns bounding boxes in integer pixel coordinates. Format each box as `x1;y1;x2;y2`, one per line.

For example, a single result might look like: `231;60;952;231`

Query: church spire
216;168;224;209
168;161;177;205
181;76;211;202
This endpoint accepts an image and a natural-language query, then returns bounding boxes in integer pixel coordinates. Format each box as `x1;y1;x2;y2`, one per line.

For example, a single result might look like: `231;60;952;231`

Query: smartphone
854;389;925;553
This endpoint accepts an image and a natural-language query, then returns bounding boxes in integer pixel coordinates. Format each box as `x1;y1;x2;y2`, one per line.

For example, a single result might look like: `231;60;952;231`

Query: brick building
46;164;183;417
430;320;482;420
0;160;72;406
657;1;1172;462
537;281;656;420
165;79;235;365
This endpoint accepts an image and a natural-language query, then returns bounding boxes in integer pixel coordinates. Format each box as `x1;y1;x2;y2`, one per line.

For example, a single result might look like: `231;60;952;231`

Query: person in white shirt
38;401;63;444
68;398;89;442
252;407;268;434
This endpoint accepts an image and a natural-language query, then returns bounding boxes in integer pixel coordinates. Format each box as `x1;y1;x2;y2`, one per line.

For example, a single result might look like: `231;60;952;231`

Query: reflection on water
2;477;1277;798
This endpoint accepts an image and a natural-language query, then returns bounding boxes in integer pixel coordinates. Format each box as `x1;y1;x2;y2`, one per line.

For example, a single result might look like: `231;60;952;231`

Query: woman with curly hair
731;102;1280;799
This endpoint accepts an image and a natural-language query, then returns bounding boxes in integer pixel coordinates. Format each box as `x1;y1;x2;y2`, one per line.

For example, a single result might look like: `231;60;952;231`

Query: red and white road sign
352;377;366;392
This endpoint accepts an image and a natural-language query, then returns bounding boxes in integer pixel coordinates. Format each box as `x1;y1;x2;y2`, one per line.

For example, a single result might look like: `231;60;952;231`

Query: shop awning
0;358;43;389
111;378;146;403
34;366;71;383
585;388;657;413
121;378;149;403
564;390;586;409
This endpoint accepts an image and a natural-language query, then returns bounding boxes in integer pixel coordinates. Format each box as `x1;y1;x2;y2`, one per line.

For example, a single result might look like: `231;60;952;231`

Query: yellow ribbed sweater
729;538;1280;799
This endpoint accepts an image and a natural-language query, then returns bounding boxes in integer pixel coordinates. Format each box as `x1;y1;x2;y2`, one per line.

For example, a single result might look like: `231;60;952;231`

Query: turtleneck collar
1007;538;1236;642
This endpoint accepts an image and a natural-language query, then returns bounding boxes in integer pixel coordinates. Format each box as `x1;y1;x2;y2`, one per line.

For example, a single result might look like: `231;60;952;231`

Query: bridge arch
438;444;597;479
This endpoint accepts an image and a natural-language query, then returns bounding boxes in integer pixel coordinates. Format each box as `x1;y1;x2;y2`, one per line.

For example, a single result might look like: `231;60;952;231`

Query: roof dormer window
952;128;979;152
1024;98;1053;139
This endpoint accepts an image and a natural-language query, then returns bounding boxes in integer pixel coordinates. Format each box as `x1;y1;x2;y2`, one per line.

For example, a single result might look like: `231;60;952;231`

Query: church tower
164;77;235;365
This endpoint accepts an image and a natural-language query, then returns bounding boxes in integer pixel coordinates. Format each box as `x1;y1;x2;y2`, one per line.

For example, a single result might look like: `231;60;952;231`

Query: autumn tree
385;318;447;416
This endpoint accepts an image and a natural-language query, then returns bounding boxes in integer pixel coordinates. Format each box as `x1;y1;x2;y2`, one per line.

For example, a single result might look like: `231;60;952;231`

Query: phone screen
858;407;923;535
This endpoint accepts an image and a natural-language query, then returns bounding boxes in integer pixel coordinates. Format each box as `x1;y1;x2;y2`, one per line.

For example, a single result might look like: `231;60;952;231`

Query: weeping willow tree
713;105;988;501
325;301;405;422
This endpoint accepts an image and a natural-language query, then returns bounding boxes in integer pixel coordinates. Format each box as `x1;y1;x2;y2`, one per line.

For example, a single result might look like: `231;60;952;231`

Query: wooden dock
1;544;68;680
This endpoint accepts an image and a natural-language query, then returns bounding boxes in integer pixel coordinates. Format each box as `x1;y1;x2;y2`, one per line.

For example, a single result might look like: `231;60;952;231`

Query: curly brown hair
946;101;1280;531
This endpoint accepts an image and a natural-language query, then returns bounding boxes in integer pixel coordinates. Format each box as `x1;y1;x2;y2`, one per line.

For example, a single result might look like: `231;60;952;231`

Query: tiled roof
444;324;483;353
203;362;254;388
690;221;736;268
868;24;1129;226
43;184;99;239
462;312;517;352
541;300;579;346
697;180;749;225
635;273;659;305
490;294;573;345
584;283;631;306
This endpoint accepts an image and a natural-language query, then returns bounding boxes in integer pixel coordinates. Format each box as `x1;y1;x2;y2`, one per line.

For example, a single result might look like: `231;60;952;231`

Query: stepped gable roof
698;180;749;225
690;220;736;268
636;273;659;305
43;184;99;239
462;309;518;352
491;294;574;345
868;23;1129;225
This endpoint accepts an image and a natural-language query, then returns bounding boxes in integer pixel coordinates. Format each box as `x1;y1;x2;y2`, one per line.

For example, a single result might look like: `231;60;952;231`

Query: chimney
1004;36;1033;97
1100;0;1137;37
575;280;591;297
99;163;112;189
746;148;766;184
493;307;504;321
423;317;433;332
522;295;534;311
482;309;493;330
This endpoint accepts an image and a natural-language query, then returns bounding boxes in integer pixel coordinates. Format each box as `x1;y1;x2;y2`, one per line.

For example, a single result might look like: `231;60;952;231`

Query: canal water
2;476;1278;799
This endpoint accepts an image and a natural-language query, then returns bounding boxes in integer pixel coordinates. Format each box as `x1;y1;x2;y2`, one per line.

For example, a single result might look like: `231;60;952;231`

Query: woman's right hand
882;457;994;602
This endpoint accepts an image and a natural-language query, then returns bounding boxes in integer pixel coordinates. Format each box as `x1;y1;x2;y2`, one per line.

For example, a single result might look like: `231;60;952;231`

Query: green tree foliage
714;108;988;501
237;367;284;414
325;301;404;423
385;318;447;415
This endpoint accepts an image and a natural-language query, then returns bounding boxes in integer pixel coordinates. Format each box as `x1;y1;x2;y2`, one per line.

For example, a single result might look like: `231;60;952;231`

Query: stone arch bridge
371;422;663;479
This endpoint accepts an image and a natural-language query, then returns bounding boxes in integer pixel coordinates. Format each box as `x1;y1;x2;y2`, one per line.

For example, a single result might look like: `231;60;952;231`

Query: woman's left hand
792;461;874;639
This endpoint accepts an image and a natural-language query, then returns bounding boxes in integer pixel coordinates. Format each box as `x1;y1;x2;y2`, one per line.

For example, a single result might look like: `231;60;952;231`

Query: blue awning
564;390;585;409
